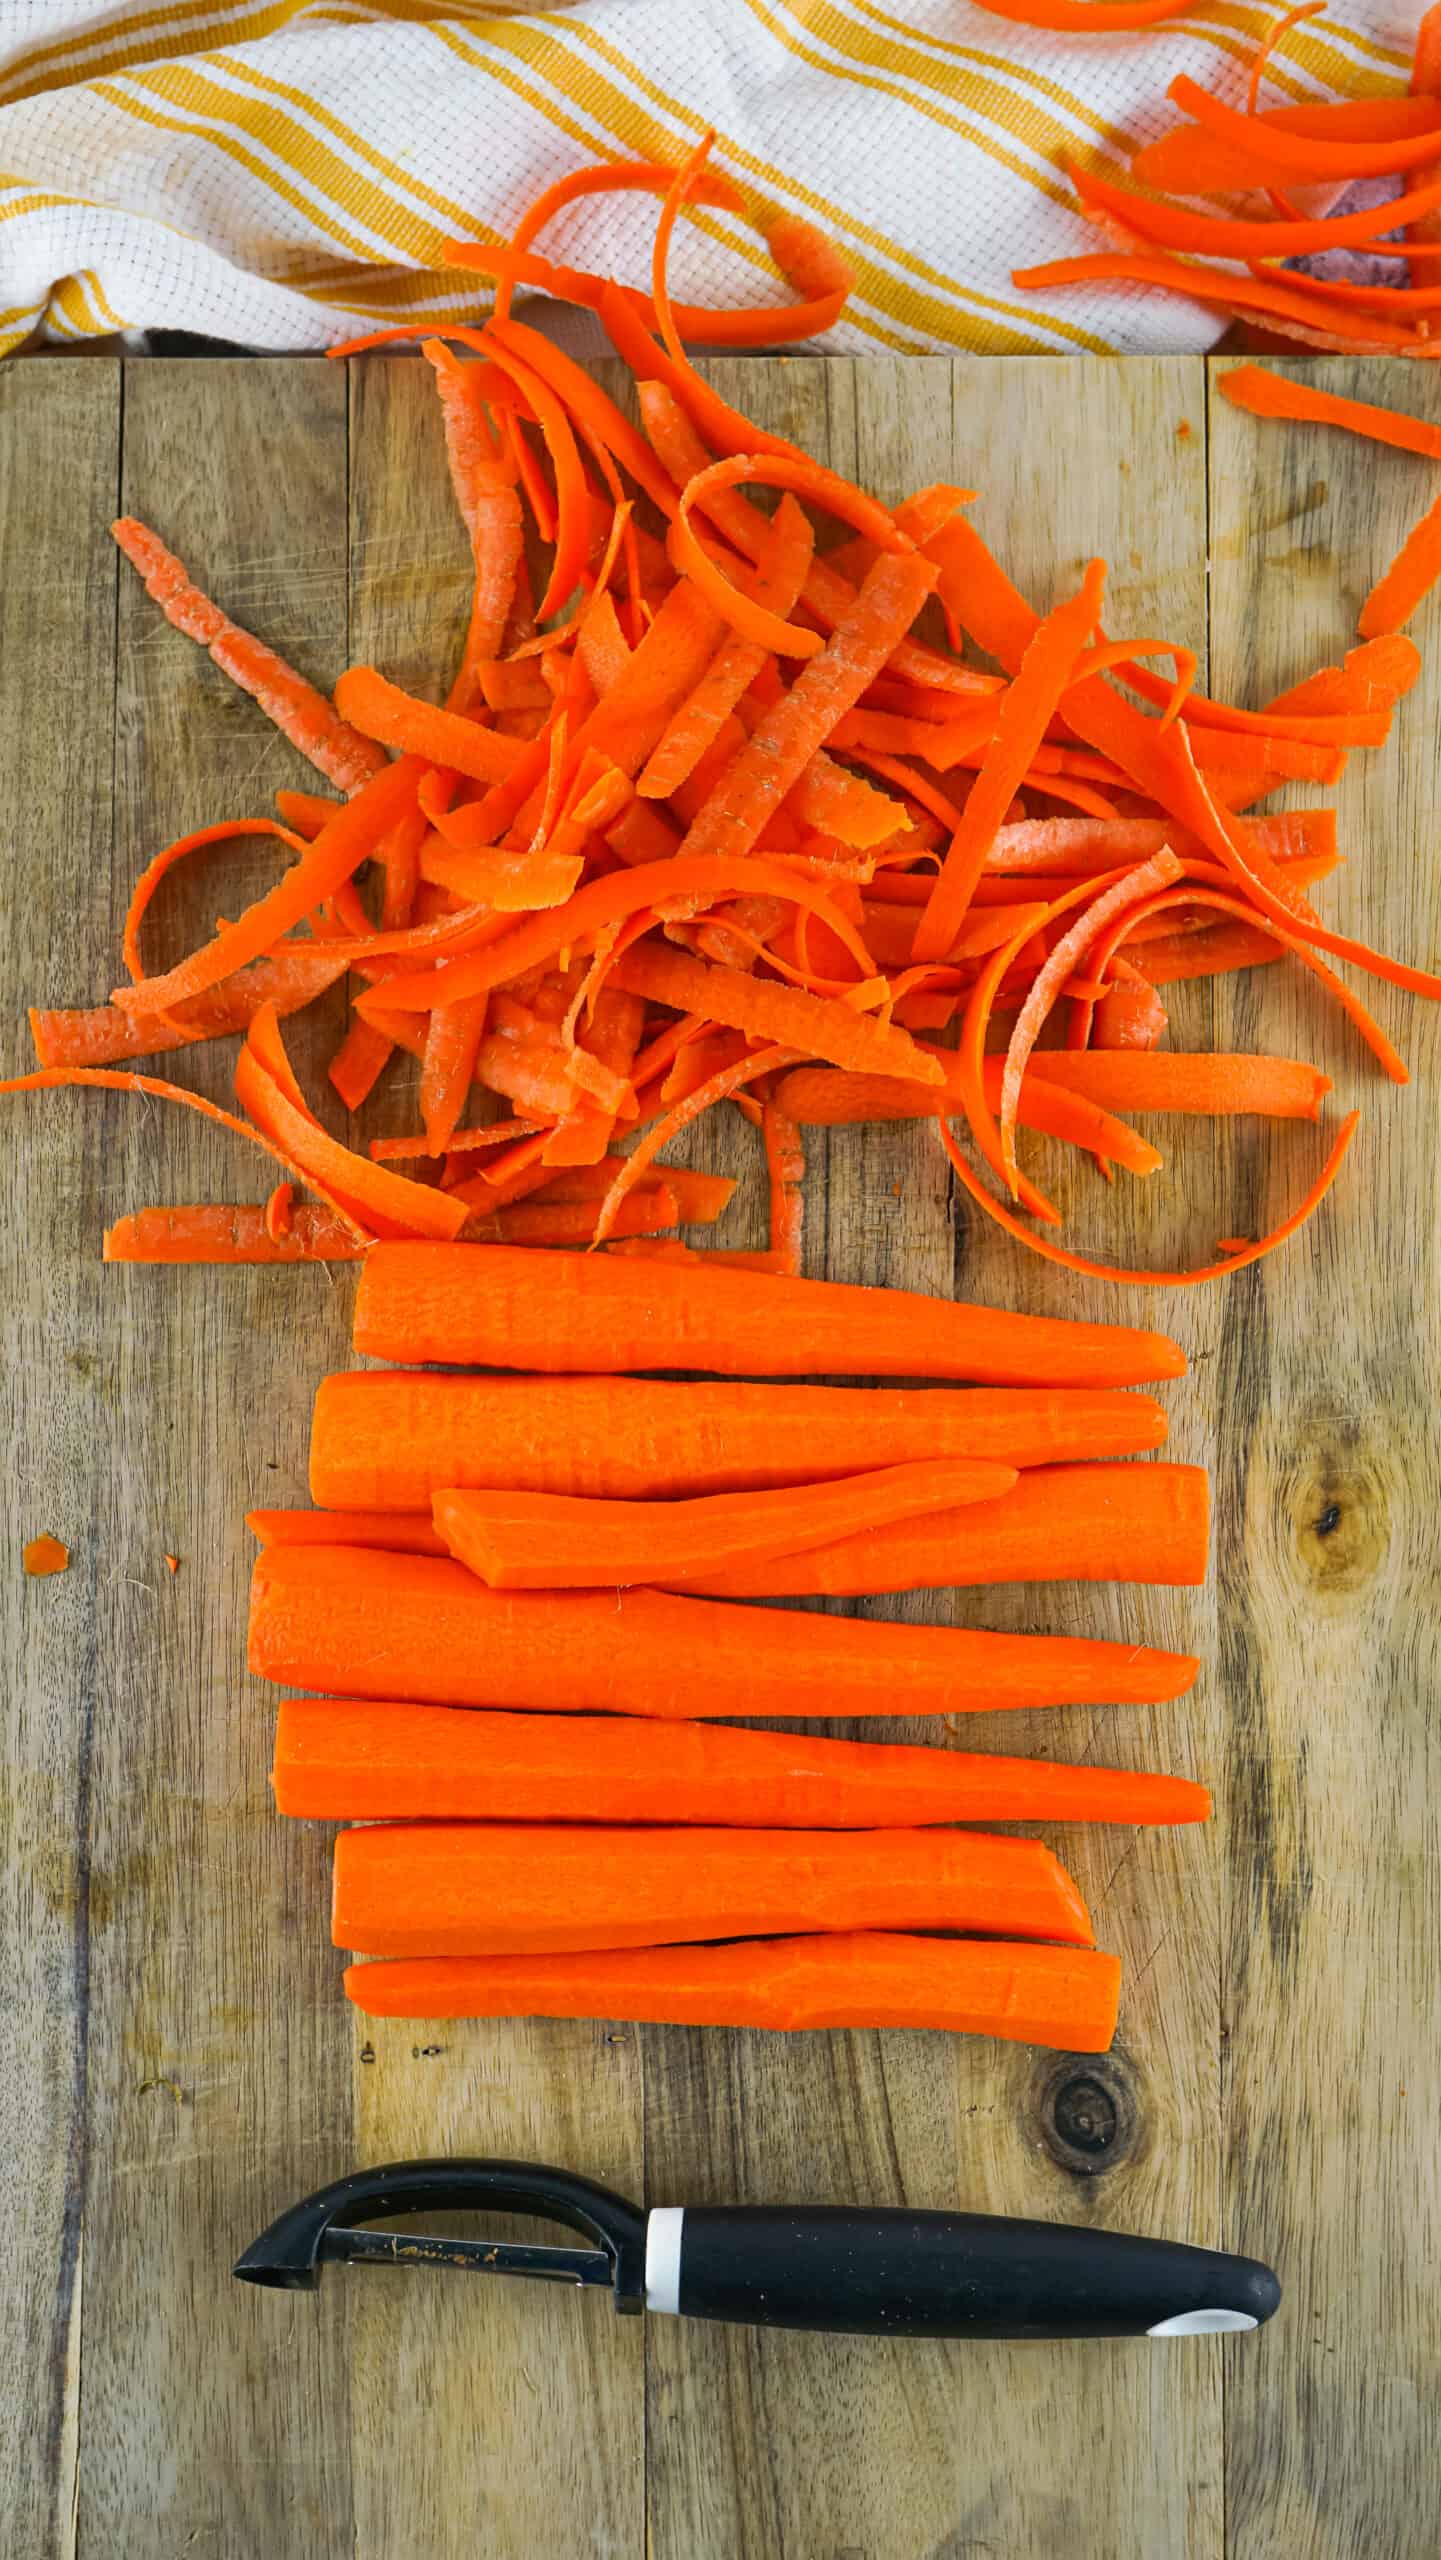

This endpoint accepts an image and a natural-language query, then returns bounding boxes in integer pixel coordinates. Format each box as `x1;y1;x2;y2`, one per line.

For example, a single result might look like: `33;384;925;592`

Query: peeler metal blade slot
319;2229;615;2287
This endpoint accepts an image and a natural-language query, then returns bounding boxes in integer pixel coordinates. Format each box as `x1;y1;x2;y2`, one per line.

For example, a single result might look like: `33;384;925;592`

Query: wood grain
643;354;1226;2560
1208;359;1441;2560
0;355;119;2560
0;351;1436;2560
344;355;646;2560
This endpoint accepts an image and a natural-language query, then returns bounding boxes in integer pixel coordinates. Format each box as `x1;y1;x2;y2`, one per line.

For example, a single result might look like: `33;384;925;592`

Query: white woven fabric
0;1;1422;362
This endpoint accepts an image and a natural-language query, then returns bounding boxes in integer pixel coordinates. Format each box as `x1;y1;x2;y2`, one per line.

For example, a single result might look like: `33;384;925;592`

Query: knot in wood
1034;2052;1140;2178
1290;1448;1389;1596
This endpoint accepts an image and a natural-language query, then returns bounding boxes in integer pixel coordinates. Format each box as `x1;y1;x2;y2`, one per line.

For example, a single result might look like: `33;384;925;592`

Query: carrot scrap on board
10;135;1439;1303
23;1535;70;1577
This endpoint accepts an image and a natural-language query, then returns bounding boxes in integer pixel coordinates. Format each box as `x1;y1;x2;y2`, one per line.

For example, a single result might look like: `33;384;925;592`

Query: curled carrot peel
998;851;1185;1194
111;755;418;1018
673;454;908;663
939;1112;1360;1290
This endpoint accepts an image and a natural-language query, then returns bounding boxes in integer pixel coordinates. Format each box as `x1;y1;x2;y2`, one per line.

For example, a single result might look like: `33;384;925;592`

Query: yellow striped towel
0;0;1416;364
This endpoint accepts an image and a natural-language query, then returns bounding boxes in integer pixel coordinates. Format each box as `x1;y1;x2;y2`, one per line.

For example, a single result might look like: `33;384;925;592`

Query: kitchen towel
0;1;1420;363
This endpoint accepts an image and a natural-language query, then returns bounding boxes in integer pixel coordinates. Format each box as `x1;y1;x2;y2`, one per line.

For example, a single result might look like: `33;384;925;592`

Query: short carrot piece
343;1933;1123;2050
331;1818;1094;1955
432;1457;1019;1589
673;1460;1210;1600
104;1204;366;1265
309;1369;1170;1509
351;1241;1188;1385
273;1697;1210;1827
248;1509;447;1555
248;1543;1200;1719
23;1534;70;1577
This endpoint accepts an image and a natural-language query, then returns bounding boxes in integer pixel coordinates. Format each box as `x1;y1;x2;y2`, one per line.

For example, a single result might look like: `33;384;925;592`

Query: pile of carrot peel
252;1251;1212;2047
8;133;1441;1285
1018;6;1441;363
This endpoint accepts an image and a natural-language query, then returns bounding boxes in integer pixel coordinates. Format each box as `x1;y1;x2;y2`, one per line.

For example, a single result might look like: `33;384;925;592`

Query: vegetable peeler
234;2158;1280;2341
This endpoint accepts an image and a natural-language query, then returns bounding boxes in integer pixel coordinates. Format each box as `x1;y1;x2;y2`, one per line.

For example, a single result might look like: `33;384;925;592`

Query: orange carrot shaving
938;1112;1359;1288
111;518;386;794
913;560;1105;962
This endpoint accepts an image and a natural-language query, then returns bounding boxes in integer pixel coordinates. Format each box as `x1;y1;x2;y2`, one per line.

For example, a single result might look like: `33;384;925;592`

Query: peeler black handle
644;2205;1279;2340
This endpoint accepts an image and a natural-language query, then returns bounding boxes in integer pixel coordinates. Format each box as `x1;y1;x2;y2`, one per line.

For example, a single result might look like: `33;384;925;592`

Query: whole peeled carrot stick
343;1932;1123;2049
248;1545;1200;1717
331;1819;1094;1955
274;1697;1212;1827
431;1458;1017;1589
351;1242;1187;1386
675;1461;1209;1599
248;1508;447;1555
311;1370;1170;1509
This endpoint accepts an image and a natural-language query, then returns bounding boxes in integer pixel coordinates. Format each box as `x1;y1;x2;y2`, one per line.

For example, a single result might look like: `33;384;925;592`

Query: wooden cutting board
1;353;1437;2560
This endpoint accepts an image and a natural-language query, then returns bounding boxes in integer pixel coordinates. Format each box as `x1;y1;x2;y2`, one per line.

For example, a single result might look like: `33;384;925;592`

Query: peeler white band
644;2208;686;2316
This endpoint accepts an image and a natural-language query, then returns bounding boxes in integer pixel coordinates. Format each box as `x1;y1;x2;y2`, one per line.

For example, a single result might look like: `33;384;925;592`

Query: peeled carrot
351;1242;1187;1385
249;1543;1200;1718
432;1457;1019;1590
674;1460;1209;1599
344;1932;1123;2047
104;1205;365;1265
276;1689;1213;1832
331;1818;1094;1956
274;1697;1210;1827
249;1509;446;1554
111;518;387;795
310;1369;1169;1509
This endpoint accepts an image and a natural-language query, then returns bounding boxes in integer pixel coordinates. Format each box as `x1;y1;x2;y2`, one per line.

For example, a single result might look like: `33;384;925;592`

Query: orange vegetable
608;938;939;1083
344;1932;1123;2050
23;1534;70;1577
110;754;417;1018
432;1457;1018;1590
309;1368;1169;1510
249;1508;446;1554
248;1542;1200;1719
29;949;348;1069
351;1241;1187;1385
332;668;524;783
675;1461;1209;1600
104;1204;365;1264
913;560;1105;962
331;1817;1094;1956
773;1059;1163;1175
675;552;940;866
111;517;386;794
274;1696;1209;1827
